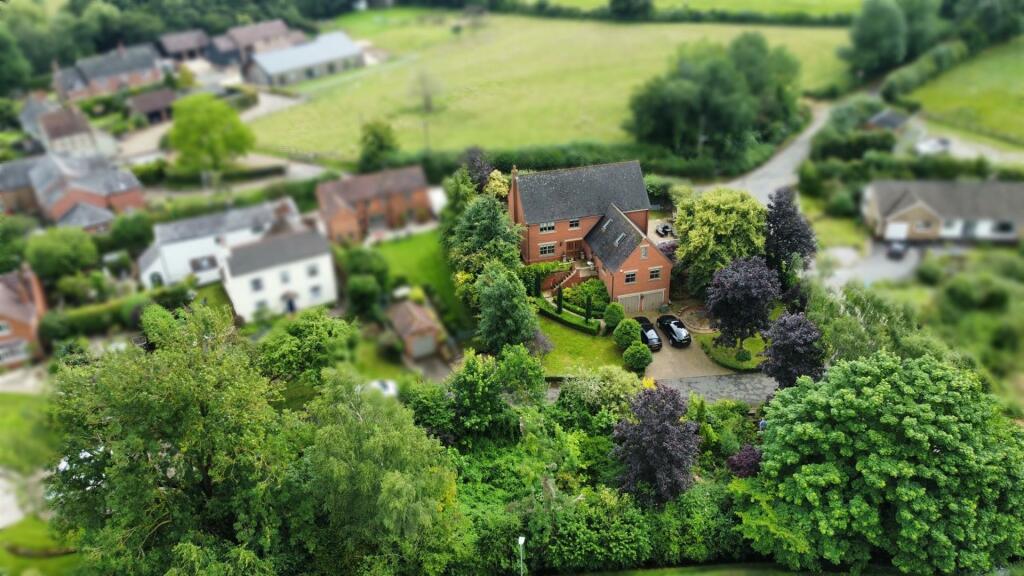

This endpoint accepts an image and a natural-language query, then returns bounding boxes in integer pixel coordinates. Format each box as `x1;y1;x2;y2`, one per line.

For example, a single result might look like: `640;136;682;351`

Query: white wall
140;226;270;289
223;252;336;322
974;220;1018;241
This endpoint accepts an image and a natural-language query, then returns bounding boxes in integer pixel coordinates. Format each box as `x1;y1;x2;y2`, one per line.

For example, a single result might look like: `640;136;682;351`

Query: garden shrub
534;297;601;335
554;366;643;433
622;340;653;374
880;40;969;103
613;318;642;350
604;302;625;330
916;256;945;285
651;481;744;565
564;279;610;310
942;273;1010;312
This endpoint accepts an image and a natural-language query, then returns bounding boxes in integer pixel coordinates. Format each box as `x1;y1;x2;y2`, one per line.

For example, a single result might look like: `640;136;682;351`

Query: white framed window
624;271;637;284
569;218;580;230
280;270;290;284
311;285;322;299
0;321;10;336
539;221;555;233
649;267;662;281
539;243;556;257
251;277;263;292
915;220;934;232
308;264;319;277
640;246;649;259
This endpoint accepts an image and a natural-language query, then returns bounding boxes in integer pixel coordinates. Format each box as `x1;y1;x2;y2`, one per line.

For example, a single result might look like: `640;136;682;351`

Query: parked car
655;223;674;237
657;314;691;347
634;316;662;351
886;241;909;260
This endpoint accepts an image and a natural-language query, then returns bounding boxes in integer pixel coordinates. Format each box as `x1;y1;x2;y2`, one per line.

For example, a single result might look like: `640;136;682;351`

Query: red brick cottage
508;161;672;312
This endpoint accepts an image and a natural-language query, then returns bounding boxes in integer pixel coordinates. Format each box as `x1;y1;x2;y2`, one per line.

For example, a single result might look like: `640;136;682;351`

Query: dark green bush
535;297;601;335
623;340;653;373
613;318;642;350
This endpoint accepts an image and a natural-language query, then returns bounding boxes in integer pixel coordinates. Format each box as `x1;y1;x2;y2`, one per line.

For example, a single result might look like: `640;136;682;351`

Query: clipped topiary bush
613;318;642;351
623;340;653;374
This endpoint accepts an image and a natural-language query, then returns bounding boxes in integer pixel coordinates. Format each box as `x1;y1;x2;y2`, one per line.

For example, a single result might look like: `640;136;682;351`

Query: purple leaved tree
613;386;701;503
765;187;816;282
706;256;781;349
762;312;825;388
726;444;762;478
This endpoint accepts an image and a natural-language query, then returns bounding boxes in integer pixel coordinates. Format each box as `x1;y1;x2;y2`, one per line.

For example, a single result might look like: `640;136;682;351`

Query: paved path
0;366;47;395
825;242;922;289
706;103;832;205
655;373;777;405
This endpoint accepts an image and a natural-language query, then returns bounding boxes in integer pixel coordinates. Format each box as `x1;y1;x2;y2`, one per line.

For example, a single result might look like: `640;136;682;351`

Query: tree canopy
734;353;1024;574
674;188;767;295
25;227;98;285
760;312;825;388
169;93;255;173
357;119;399;173
474;261;538;353
764;187;816;281
844;0;909;77
706;256;781;348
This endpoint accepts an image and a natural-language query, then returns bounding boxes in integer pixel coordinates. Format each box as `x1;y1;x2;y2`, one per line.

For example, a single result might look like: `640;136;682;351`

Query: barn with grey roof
248;32;364;86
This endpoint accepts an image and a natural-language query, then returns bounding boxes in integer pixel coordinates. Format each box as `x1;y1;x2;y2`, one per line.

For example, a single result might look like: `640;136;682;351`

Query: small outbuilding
128;89;178;124
387;299;444;360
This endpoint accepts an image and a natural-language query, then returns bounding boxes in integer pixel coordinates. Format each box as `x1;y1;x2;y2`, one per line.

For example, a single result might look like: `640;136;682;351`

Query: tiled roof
515;161;649;224
227;19;290;49
0;267;43;326
57;202;115;229
159;30;210;54
388;300;440;337
870;180;1024;223
128;89;177;115
317;166;427;218
0;157;41;193
56;44;161;93
584;204;644;272
252;32;361;76
39;108;91;140
29;155;140;210
18;95;60;140
226;229;330;276
152;197;298;244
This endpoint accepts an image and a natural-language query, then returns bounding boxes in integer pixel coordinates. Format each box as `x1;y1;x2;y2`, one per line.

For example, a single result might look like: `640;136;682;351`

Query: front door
565;240;583;260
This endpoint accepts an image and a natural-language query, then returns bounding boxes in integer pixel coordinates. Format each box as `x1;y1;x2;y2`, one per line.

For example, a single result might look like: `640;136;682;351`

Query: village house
210;19;305;67
222;229;336;322
158;29;210;62
862;180;1024;243
36;107;119;159
508;161;673;312
138;198;300;289
0;154;143;231
54;44;164;102
0;266;47;368
317;165;432;243
127;89;178;125
248;32;364;87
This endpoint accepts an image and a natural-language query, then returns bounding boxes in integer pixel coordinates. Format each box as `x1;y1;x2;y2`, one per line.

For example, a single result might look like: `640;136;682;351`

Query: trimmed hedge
131;160;287;188
39;284;194;346
881;41;970;104
535;297;602;336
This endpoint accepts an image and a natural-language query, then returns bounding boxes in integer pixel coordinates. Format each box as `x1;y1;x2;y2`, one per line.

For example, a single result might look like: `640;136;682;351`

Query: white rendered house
138;198;299;289
222;229;336;322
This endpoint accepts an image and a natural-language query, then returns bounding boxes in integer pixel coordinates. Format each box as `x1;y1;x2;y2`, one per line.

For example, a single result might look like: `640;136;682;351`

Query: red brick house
508;161;672;312
317;166;433;243
0;266;47;368
29;155;145;232
55;44;164;102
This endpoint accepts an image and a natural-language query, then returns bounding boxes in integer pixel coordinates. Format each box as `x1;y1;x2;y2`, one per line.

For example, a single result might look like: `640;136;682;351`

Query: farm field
909;37;1024;148
545;0;861;14
253;11;849;161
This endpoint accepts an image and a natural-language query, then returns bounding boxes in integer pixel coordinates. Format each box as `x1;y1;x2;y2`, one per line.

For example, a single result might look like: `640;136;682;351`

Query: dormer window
539;221;555;233
569;218;580;230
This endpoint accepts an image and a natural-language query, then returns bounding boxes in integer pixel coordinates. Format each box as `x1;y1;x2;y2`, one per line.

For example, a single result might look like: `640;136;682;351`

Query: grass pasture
253;12;849;160
544;0;861;15
909;37;1024;148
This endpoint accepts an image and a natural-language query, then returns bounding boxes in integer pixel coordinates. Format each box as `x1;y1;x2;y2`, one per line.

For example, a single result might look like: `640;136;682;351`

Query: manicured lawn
545;0;861;14
195;282;233;313
539;317;621;375
910;37;1024;148
799;193;870;250
0;393;55;475
355;337;411;380
0;516;80;576
695;333;765;372
375;229;473;330
253;11;848;160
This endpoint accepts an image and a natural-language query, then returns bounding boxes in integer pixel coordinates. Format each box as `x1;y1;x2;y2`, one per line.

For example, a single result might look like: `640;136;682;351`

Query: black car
655;223;674;237
634;316;662;351
657;315;692;347
886;241;909;260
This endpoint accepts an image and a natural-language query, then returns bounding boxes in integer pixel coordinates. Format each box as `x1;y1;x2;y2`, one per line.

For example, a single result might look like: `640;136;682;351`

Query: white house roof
252;32;361;76
226;229;330;276
152;197;298;244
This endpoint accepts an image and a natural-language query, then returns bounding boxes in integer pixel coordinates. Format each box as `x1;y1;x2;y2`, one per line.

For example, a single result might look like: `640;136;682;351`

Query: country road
704;103;832;205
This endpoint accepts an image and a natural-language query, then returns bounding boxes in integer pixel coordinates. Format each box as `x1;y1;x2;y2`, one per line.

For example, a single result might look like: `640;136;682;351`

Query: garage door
618;294;641;314
410;335;436;359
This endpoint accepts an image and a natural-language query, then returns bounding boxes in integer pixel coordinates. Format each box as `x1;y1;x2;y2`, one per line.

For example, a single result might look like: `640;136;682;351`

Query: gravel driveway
645;341;733;381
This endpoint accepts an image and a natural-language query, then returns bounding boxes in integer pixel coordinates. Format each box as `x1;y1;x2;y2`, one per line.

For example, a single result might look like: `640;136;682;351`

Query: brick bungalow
317;166;433;243
0;266;47;368
55;44;164;102
508;161;672;312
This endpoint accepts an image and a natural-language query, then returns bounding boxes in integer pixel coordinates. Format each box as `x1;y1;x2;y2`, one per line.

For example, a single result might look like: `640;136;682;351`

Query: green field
253;11;848;160
0;516;80;576
910;37;1024;148
545;0;861;14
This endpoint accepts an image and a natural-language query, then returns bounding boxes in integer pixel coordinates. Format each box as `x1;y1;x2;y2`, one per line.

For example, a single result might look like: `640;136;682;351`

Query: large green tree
474;261;537;353
49;306;288;574
0;215;36;274
279;368;471;574
439;166;477;241
357;119;398;173
25;227;98;285
733;353;1024;574
257;307;358;389
673;188;766;295
0;23;31;96
169;93;255;174
897;0;944;58
727;32;801;138
448;195;521;280
844;0;909;77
